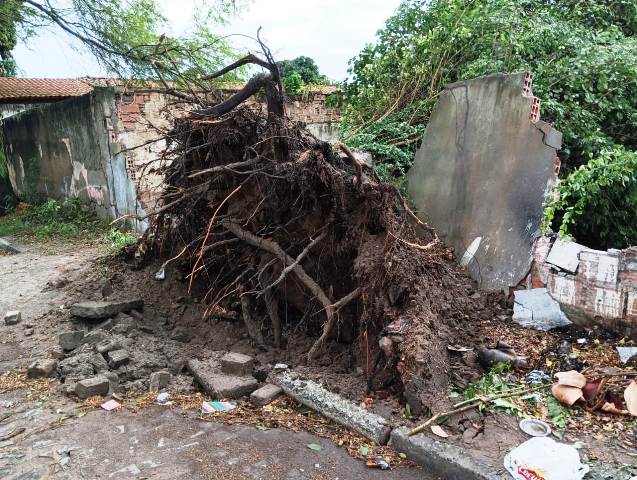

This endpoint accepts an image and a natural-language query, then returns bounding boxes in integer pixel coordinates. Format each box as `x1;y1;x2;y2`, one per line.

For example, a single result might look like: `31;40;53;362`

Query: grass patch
0;198;138;254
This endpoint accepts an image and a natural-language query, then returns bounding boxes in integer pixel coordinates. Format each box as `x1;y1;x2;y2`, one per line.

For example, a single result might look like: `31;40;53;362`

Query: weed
103;228;137;255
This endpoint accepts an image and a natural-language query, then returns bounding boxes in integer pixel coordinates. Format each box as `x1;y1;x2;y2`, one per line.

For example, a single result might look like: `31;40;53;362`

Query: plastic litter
504;437;589;480
101;400;121;412
525;370;550;386
154;268;166;281
201;400;237;413
366;455;390;470
156;392;170;404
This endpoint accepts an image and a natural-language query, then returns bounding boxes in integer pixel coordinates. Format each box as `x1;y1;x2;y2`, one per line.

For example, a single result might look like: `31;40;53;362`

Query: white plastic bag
504;437;589;480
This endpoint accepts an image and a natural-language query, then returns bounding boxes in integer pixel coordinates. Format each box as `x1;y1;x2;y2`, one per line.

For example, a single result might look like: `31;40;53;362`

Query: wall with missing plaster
531;237;637;339
1;88;145;230
407;72;562;291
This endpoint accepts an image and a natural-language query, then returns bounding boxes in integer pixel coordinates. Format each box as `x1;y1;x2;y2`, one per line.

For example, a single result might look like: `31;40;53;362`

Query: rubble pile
139;107;487;412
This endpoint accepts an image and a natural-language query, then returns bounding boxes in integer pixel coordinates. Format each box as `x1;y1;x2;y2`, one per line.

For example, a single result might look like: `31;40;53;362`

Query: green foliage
103;228;138;255
544;146;637;248
545;395;571;437
0;198;107;240
0;0;24;76
459;364;524;416
7;0;244;82
277;56;330;93
283;72;304;94
343;0;637;248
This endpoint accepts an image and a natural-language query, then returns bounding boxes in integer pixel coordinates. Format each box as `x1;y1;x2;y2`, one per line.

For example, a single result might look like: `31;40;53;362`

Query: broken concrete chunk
221;352;255;376
545;238;586;273
512;288;572;331
27;359;58;378
149;371;171;391
70;299;143;320
272;371;391;445
96;339;122;355
95;318;114;331
107;349;130;369
250;384;282;406
90;353;110;373
104;372;119;394
58;331;85;351
82;330;107;346
49;346;65;359
617;347;637;364
4;311;21;326
187;359;258;399
75;376;110;399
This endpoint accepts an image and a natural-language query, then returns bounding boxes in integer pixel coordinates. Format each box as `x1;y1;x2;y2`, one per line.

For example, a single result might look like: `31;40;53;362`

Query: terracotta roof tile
0;78;93;102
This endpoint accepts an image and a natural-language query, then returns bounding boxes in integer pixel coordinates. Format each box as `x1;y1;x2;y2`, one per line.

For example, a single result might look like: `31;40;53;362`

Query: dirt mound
141;108;487;412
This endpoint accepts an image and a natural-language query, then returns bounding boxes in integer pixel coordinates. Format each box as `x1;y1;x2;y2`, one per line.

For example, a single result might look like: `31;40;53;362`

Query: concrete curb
390;427;503;480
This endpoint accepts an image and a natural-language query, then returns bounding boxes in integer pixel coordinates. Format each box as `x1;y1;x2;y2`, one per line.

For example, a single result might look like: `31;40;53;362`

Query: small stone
49;346;65;359
170;328;191;343
83;330;107;346
96;339;122;355
59;331;85;351
24;328;34;337
70;299;143;320
90;353;109;372
149;371;171;391
221;352;255;376
107;349;130;368
4;311;21;325
95;318;114;331
103;372;119;394
75;376;110;399
273;363;289;372
250;384;282;406
27;359;57;378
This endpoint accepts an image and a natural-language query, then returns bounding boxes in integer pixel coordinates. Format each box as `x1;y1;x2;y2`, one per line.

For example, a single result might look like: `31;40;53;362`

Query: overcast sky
12;0;402;81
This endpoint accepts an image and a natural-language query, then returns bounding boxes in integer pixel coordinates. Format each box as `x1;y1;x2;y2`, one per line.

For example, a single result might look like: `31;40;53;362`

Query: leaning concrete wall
1;88;144;230
407;72;562;291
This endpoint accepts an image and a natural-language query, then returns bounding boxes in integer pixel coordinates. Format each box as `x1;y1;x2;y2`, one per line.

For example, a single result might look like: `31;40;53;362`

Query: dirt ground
1;236;636;480
0;238;437;479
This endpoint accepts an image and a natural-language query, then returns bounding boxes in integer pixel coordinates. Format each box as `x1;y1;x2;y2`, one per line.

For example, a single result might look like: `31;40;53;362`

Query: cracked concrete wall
407;72;562;291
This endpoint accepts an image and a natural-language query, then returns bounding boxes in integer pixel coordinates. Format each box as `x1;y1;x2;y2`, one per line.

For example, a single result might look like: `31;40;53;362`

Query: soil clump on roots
141;107;487;413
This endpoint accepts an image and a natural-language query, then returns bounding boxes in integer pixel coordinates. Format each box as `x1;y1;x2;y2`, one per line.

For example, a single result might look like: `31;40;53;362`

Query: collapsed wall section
407;72;562;291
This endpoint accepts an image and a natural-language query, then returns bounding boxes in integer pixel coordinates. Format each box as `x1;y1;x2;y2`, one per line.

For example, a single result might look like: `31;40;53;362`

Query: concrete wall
407;72;562;291
1;88;145;230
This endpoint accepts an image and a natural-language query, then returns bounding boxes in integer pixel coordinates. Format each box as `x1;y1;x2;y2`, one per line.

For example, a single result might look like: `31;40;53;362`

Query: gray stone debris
49;346;65;359
512;288;572;331
250;384;282;406
149;371;171;391
58;352;95;380
95;318;114;331
90;353;109;373
58;331;85;351
104;372;119;394
75;376;110;399
272;371;391;445
82;330;107;346
4;310;21;326
221;352;255;376
27;359;58;378
70;299;143;320
96;339;122;355
188;359;258;399
617;346;637;364
107;349;130;369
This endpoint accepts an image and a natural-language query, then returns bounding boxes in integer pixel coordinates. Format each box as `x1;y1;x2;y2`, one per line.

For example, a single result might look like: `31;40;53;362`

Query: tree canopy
1;0;243;82
277;56;328;93
343;0;637;249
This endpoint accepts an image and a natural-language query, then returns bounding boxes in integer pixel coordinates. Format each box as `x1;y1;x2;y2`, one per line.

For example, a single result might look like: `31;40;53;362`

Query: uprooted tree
132;37;484;414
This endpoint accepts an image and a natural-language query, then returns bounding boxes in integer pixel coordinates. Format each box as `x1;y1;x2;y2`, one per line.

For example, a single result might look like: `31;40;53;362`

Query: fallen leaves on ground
0;370;52;397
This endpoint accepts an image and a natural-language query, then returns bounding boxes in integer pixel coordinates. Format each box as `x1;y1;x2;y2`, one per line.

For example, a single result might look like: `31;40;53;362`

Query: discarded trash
478;341;528;369
525;370;550;386
576;338;587;345
626;381;637;416
555;371;586;388
156;392;171;405
154;268;166;281
201;400;236;413
430;425;449;438
273;363;289;372
504;437;589;480
519;419;551;437
306;443;322;451
101;400;121;412
366;455;390;470
616;346;637;364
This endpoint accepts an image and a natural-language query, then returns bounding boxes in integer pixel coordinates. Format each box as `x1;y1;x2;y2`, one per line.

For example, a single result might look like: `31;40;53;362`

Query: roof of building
0;77;94;103
0;76;340;104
